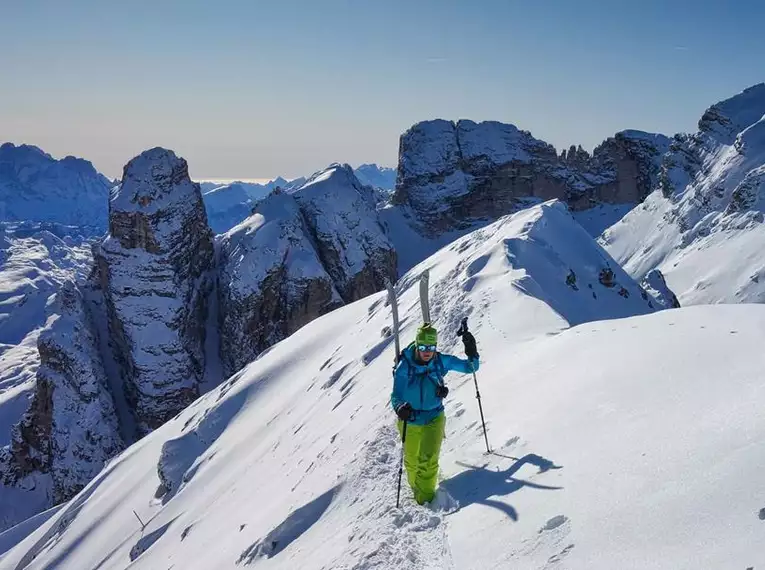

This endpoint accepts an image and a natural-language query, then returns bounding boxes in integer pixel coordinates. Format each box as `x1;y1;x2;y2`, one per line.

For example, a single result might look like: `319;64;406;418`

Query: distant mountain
600;83;765;304
354;163;396;191
199;177;308;234
0;143;112;233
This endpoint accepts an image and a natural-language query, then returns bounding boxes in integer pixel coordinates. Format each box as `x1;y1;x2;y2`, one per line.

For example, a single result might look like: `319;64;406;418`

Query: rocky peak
294;163;396;302
0;279;123;521
217;191;343;375
698;83;765;145
96;148;214;434
394;119;669;236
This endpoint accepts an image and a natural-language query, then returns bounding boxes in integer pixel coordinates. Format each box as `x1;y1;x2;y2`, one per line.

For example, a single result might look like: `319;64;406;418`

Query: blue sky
1;0;763;179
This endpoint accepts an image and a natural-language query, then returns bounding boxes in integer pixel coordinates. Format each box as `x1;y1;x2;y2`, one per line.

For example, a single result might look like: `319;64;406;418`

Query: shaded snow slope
601;84;765;304
0;201;706;570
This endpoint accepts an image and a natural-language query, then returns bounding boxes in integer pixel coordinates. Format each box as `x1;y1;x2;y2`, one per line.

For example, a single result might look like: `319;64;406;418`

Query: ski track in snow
333;423;454;570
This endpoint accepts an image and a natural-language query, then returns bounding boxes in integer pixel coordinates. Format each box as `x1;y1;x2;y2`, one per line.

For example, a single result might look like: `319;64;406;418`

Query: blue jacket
391;345;479;425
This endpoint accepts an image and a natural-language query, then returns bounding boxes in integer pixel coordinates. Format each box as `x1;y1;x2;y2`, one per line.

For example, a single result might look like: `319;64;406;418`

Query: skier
391;323;479;505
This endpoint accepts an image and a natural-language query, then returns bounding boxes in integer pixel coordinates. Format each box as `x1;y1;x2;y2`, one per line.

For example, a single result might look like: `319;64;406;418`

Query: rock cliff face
94;148;215;434
217;165;397;375
294;164;397;302
217;189;343;376
0;280;122;511
394;119;670;235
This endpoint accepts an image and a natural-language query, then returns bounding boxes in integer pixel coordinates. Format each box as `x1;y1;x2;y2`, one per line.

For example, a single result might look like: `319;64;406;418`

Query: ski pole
458;318;491;453
396;420;407;508
470;361;491;453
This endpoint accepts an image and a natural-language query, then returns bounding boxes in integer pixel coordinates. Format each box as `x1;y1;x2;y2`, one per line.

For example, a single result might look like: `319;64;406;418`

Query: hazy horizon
3;1;763;179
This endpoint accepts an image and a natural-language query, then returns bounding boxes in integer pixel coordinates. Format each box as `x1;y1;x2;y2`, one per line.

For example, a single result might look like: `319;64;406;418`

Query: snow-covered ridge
0;143;112;233
1;197;762;569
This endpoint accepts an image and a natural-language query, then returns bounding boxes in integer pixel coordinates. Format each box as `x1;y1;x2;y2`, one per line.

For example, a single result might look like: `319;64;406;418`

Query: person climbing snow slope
391;323;479;505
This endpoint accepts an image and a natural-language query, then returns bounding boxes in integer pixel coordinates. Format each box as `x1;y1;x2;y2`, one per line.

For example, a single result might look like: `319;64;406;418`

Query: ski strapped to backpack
386;280;401;366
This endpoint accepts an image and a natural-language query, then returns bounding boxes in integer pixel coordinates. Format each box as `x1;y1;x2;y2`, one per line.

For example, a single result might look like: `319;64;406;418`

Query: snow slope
4;202;744;570
0;143;111;233
601;83;765;304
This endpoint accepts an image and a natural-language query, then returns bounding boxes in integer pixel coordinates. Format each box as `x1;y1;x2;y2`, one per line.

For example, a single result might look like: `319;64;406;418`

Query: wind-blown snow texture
5;202;745;570
0;143;111;233
601;83;765;304
95;148;215;434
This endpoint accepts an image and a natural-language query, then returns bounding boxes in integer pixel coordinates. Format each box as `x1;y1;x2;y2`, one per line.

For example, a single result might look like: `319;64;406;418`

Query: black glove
462;331;478;359
395;402;414;422
435;384;449;399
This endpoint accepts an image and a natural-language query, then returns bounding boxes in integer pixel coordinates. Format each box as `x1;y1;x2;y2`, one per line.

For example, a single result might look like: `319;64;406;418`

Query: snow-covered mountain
601;83;765;304
393;119;670;237
354;163;396;191
0;143;112;233
294;164;397;303
201;183;255;234
201;178;309;234
216;189;342;377
95;148;216;435
3;200;763;569
0;226;97;529
0;156;400;530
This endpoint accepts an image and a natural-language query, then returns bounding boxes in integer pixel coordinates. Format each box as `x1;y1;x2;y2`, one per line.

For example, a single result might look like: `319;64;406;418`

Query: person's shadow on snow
439;453;563;521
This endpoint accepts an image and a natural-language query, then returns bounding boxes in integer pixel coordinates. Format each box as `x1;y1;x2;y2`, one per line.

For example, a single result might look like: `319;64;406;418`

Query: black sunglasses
417;344;437;352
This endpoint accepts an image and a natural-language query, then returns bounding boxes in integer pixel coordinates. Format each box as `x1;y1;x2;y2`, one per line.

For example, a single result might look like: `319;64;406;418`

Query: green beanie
415;323;438;346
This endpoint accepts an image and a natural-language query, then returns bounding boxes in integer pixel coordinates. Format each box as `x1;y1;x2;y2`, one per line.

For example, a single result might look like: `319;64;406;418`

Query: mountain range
0;82;764;567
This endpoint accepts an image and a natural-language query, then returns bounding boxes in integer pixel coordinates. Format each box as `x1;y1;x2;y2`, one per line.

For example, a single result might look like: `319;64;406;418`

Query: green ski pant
396;412;446;505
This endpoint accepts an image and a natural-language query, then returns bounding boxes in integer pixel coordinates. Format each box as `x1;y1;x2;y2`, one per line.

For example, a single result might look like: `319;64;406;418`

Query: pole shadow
439;453;563;521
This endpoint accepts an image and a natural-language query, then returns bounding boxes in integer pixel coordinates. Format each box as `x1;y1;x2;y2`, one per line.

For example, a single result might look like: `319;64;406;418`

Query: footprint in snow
539;515;568;533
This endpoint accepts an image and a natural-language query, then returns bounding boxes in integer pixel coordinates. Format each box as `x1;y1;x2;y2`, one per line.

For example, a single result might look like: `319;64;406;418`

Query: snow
601;85;765;305
294;163;394;279
0;227;94;450
220;192;337;296
572;203;634;238
6;202;750;569
202;183;255;234
456;120;537;166
398;119;462;179
110;148;200;216
0;143;111;233
698;83;765;144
